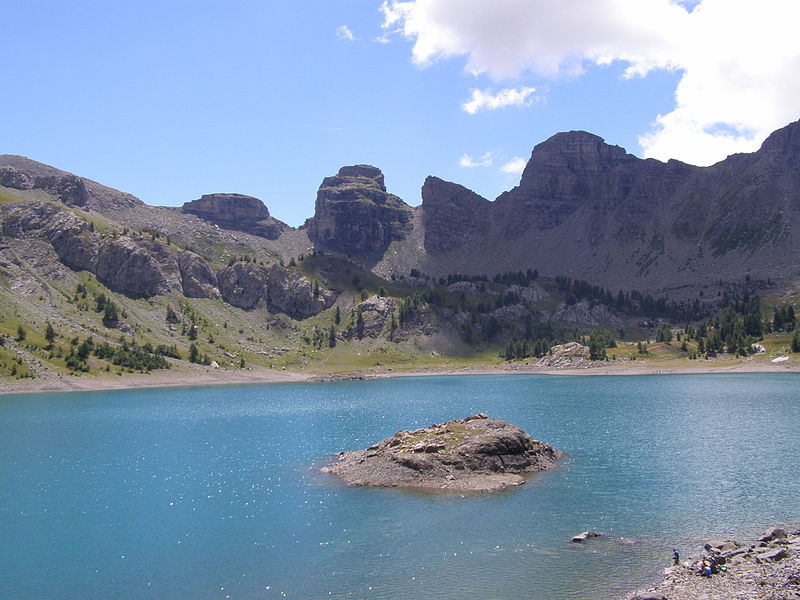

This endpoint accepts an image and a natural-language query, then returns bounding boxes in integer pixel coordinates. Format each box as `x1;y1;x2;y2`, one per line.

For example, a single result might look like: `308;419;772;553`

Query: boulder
571;531;601;543
758;527;788;543
756;547;787;562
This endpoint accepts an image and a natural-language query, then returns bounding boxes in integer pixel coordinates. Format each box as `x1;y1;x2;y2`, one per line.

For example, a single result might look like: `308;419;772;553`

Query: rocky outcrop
95;237;173;297
266;265;336;317
625;528;800;600
307;165;412;253
177;251;219;298
216;262;335;317
0;201;98;271
421;176;490;252
536;342;593;369
351;295;397;338
0;200;177;296
322;414;561;492
216;262;269;309
550;300;622;327
181;193;288;240
0;154;141;210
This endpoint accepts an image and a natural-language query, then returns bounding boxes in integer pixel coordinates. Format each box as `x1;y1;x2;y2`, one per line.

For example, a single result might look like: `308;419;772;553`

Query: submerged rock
572;531;602;542
321;414;561;492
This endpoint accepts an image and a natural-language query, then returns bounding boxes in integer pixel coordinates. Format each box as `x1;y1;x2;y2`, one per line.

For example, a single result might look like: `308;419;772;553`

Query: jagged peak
758;118;800;155
421;175;489;206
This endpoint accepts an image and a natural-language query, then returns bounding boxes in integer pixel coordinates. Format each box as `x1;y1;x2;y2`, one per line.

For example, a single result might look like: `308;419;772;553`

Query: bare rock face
95;237;173;297
266;265;336;318
536;342;592;369
550;299;622;327
322;414;561;492
0;201;98;271
181;193;288;240
421;176;490;253
352;295;397;338
216;262;335;317
0;200;174;296
307;165;412;253
177;251;219;298
216;262;271;310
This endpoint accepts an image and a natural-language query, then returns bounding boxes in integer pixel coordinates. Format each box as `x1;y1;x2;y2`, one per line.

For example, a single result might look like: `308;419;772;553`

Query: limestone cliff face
412;120;800;291
94;237;174;297
421;176;490;253
177;251;219;299
0;201;97;271
216;262;335;317
307;165;412;253
0;200;335;316
181;193;288;240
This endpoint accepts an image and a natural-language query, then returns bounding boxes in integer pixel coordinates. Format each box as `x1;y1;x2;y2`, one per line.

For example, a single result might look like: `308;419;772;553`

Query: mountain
1;121;799;379
394;121;800;293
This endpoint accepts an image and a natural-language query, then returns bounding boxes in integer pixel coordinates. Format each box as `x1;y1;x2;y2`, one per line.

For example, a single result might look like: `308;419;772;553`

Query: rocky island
322;414;561;492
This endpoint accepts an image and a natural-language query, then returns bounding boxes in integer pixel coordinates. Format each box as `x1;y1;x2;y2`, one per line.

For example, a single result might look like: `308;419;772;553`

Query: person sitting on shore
698;559;712;576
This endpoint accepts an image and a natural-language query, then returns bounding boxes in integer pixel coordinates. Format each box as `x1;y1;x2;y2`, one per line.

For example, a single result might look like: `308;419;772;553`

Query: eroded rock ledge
322;414;561;492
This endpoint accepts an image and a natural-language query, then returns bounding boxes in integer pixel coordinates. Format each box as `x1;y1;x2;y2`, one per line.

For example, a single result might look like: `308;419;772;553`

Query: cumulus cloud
500;157;527;175
381;0;800;165
459;152;493;167
462;86;538;114
336;25;356;42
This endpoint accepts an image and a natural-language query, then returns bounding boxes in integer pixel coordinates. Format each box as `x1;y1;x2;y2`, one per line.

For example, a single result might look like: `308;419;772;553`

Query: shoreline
1;357;798;396
624;526;800;600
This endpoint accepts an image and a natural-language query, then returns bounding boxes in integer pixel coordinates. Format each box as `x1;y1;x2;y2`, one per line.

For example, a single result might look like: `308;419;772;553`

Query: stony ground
626;528;800;600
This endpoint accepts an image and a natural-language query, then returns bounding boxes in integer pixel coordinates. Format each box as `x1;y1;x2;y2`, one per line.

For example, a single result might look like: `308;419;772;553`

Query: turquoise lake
1;373;799;599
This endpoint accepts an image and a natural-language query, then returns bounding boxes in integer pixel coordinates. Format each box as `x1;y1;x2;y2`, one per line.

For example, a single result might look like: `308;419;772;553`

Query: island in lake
322;414;561;492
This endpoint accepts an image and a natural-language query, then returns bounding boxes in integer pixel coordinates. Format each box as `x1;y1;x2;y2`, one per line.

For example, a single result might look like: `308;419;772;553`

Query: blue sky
3;1;798;226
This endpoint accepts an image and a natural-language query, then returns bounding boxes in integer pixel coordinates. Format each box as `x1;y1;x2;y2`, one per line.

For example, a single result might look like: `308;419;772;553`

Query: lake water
1;373;799;600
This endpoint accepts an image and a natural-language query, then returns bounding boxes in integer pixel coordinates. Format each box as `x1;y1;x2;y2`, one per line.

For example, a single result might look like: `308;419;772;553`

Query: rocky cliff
306;165;412;253
411;120;800;293
182;193;288;240
0;199;335;316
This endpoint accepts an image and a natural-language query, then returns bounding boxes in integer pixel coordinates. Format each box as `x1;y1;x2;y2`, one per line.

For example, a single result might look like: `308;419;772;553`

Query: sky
3;0;799;226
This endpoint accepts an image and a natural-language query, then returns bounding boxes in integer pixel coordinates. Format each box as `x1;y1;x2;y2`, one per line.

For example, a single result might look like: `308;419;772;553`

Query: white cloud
500;157;527;174
336;25;356;42
462;86;538;114
382;0;800;166
459;152;493;167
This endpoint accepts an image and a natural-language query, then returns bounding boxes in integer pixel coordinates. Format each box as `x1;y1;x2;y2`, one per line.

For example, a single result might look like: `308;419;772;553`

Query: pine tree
791;330;800;353
16;324;26;341
328;325;337;348
44;322;56;348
